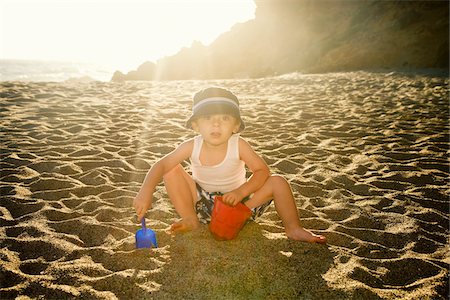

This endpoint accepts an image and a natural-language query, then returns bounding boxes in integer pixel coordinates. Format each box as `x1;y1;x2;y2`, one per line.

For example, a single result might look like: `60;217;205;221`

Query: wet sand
0;71;449;299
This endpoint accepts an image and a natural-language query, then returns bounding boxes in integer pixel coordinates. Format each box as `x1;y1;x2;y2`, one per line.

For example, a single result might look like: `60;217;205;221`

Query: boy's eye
199;115;213;121
200;115;231;121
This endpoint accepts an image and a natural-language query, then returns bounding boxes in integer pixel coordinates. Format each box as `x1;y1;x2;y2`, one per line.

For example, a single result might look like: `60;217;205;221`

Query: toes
314;235;327;244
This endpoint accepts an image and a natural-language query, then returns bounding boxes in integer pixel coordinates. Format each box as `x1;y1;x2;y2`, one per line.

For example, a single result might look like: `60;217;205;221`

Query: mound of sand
1;71;448;299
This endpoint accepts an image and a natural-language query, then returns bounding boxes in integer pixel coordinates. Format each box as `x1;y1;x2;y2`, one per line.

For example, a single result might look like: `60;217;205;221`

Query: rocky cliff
112;0;449;81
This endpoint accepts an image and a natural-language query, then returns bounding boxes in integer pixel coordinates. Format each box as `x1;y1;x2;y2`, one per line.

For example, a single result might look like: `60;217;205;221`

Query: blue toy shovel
135;218;157;248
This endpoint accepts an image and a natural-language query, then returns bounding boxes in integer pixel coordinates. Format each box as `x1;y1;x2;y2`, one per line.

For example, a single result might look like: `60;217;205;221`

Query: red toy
209;195;252;240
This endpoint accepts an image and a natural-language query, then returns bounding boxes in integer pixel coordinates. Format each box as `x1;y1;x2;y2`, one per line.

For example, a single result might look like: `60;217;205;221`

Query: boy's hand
133;193;152;221
222;190;244;206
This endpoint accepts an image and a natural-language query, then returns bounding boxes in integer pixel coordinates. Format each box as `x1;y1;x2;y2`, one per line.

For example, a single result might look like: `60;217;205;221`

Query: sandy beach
0;71;448;299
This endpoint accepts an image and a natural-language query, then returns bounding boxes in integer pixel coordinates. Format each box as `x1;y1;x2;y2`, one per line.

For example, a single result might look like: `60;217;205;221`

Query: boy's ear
232;121;241;134
191;120;199;132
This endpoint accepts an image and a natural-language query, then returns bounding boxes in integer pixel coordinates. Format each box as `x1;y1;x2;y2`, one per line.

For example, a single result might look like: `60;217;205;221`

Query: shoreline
1;66;448;84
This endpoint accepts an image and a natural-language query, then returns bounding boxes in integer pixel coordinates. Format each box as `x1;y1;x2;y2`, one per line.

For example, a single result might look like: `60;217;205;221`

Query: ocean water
0;59;115;82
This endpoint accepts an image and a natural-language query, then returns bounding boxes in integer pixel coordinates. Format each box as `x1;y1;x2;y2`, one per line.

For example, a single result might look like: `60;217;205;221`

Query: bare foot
286;227;327;244
168;218;200;234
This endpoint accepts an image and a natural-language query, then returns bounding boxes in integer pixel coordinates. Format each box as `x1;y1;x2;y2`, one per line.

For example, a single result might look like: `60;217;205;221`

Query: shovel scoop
135;218;157;248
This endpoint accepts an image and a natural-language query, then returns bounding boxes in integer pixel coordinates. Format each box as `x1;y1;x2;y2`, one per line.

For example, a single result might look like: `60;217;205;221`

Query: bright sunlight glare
0;0;255;72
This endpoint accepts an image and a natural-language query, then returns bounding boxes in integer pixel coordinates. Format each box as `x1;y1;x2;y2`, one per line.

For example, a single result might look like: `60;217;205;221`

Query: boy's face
192;114;240;145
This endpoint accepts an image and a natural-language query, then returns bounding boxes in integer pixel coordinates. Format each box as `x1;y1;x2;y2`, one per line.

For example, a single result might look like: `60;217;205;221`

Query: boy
133;87;326;243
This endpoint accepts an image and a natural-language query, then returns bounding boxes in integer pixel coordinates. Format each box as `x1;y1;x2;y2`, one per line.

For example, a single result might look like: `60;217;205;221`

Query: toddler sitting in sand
133;87;326;243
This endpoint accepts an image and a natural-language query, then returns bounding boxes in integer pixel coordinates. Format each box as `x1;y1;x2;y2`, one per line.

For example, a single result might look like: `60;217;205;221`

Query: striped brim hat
185;87;245;132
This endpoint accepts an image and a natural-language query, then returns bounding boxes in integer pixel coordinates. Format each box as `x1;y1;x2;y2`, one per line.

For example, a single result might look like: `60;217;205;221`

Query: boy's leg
245;175;326;244
163;164;199;233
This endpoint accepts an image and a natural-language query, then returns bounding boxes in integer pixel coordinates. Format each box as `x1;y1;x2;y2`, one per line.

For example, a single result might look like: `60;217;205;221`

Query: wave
0;59;114;82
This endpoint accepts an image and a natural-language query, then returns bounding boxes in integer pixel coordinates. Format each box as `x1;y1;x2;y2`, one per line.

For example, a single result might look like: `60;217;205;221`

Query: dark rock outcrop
112;0;449;81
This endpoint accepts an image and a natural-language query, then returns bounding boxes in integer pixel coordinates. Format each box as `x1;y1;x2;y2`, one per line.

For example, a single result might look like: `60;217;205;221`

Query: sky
0;0;255;72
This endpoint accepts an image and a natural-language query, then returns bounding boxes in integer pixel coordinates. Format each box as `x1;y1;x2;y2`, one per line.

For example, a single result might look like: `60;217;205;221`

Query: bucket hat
185;87;245;132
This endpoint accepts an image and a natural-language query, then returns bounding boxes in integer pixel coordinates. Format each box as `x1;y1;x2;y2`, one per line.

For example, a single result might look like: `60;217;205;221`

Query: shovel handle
141;218;146;230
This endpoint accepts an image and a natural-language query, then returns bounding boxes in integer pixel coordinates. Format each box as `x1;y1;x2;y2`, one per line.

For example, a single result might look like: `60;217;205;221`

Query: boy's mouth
210;132;221;138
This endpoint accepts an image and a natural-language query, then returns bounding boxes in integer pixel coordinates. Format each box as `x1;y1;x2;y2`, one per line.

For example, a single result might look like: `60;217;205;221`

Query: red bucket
209;196;252;240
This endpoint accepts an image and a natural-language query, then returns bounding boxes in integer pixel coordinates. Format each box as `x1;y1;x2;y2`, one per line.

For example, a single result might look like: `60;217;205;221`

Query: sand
0;71;448;299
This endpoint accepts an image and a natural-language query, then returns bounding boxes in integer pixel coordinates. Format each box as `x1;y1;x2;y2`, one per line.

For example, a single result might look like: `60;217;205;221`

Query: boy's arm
133;139;193;220
223;137;270;206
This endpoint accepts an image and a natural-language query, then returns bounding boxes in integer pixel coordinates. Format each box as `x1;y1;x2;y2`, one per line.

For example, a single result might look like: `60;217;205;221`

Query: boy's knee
163;165;183;181
269;174;288;186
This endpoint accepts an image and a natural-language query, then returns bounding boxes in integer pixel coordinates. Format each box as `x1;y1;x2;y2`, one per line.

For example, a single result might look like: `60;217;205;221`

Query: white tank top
190;133;246;193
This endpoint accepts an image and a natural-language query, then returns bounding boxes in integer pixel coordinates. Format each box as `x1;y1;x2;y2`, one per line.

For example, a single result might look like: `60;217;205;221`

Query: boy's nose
212;116;221;124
